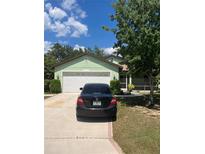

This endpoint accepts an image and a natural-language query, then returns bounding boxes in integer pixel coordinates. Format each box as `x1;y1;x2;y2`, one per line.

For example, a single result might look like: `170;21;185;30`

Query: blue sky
44;0;117;54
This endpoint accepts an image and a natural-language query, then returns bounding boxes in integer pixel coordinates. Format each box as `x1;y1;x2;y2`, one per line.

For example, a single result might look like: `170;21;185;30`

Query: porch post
126;73;128;91
129;74;132;84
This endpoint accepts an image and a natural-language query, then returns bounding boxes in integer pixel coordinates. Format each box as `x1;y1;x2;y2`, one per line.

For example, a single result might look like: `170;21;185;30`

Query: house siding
54;55;119;86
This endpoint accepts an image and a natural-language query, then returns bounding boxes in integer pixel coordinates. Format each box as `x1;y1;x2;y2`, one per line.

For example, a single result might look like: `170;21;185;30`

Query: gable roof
54;53;122;68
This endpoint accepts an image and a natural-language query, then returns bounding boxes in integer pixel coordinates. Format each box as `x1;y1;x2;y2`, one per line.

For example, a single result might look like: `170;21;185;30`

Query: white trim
126;73;128;91
129;74;132;84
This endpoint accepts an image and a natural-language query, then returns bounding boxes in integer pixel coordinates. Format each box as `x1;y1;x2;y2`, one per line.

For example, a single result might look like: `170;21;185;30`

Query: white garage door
62;72;111;92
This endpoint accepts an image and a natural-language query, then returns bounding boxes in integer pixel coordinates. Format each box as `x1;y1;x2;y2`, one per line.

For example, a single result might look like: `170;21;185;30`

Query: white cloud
58;40;68;45
62;0;76;10
61;0;86;19
44;1;88;38
45;3;67;20
45;3;52;10
79;11;86;18
44;41;53;53
66;17;88;37
102;47;117;55
61;0;87;19
73;44;86;51
53;21;70;37
44;12;70;37
49;7;67;20
44;12;52;30
76;8;87;19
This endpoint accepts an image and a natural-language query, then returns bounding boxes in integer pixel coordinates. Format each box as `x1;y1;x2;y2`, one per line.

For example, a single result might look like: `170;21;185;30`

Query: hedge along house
54;53;122;93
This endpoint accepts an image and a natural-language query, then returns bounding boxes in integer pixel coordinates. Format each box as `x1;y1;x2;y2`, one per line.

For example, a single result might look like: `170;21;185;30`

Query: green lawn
113;103;160;154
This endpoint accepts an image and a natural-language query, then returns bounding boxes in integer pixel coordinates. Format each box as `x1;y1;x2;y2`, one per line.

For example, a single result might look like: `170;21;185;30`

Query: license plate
93;101;101;106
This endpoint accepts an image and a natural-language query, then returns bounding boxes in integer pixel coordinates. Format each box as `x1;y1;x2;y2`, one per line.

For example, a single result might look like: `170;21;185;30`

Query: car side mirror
80;87;83;90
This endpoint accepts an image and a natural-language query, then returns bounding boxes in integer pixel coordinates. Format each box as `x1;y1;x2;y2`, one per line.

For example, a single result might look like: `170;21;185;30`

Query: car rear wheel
112;115;116;121
76;115;81;121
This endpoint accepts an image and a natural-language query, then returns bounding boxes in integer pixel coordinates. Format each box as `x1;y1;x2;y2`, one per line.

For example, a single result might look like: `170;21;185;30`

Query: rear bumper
76;106;117;118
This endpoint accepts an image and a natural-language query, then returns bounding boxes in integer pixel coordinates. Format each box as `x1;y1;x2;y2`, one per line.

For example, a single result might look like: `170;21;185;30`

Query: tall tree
44;43;76;80
48;43;83;62
44;54;56;80
103;0;160;106
93;46;106;57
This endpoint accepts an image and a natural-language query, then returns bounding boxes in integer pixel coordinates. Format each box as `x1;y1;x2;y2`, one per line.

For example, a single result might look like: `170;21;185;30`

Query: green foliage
48;43;84;62
47;43;107;63
104;0;160;104
93;46;106;57
44;54;56;80
49;79;61;93
128;84;135;92
156;74;160;92
110;80;121;95
44;79;50;92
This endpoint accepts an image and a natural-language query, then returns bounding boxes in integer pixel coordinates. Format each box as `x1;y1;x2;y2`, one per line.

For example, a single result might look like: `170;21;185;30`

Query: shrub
128;84;135;92
49;79;61;93
44;79;50;92
110;80;121;95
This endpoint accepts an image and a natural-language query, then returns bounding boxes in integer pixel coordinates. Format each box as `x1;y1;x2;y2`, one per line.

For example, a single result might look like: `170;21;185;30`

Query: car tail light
110;97;117;106
77;97;84;106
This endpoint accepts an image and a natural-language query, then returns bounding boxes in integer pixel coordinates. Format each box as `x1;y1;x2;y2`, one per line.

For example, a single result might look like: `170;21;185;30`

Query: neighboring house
106;55;124;64
54;53;147;93
106;55;131;89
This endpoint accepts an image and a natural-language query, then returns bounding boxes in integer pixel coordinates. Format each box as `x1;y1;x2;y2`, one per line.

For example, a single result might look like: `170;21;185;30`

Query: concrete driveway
45;93;122;154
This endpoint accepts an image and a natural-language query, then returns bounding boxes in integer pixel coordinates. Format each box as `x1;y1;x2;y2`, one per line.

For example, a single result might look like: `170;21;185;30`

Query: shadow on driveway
77;117;116;123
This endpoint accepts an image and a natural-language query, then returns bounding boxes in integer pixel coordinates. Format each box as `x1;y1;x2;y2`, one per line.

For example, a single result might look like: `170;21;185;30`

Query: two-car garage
54;53;120;93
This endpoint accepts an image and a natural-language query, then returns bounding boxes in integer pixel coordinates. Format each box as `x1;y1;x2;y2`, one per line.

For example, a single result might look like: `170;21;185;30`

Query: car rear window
82;84;111;94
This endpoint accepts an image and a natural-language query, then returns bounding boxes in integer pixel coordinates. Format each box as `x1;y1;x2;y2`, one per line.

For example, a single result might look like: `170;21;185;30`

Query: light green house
54;53;122;92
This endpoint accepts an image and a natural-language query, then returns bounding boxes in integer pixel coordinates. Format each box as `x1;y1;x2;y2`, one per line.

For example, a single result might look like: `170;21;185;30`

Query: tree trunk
148;75;154;107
